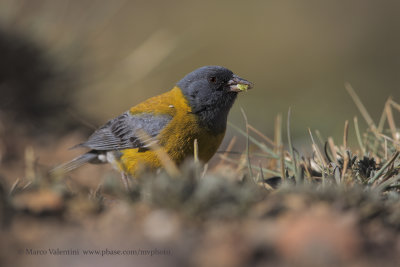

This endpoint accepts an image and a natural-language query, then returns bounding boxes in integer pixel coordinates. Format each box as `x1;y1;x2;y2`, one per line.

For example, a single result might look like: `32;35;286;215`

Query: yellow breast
118;87;225;176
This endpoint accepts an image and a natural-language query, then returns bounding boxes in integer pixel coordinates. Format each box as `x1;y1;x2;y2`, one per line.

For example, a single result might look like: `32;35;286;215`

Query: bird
52;66;253;189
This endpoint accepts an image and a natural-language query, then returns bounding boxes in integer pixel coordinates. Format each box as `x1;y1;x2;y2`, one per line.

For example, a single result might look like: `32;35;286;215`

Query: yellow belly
116;87;225;176
119;130;224;176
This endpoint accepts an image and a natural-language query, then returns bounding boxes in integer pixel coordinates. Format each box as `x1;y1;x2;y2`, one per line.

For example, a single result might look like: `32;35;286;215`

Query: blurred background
0;0;400;173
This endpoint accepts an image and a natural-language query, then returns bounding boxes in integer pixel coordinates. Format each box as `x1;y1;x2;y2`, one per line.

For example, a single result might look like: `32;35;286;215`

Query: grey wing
77;112;172;151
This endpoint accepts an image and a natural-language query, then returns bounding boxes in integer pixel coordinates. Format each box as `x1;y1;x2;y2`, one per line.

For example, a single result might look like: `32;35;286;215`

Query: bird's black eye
209;76;217;83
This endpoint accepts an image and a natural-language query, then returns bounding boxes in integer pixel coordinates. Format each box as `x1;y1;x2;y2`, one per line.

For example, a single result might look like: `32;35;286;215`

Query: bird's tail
50;152;99;176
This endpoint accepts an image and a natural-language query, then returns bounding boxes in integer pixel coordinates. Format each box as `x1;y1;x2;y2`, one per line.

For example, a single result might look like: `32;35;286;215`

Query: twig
218;136;237;165
193;139;199;163
343;120;349;149
308;128;327;167
240;108;254;181
354;116;366;155
385;98;398;142
368;151;400;185
248;124;275;147
345;83;378;135
327;137;338;164
374;173;400;192
287;108;299;181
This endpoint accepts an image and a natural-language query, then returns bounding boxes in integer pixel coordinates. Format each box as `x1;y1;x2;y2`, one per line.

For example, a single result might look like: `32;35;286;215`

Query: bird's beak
228;74;253;92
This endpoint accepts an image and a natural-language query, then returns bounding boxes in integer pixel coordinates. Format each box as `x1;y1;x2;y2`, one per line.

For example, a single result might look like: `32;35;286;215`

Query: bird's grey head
177;65;253;133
